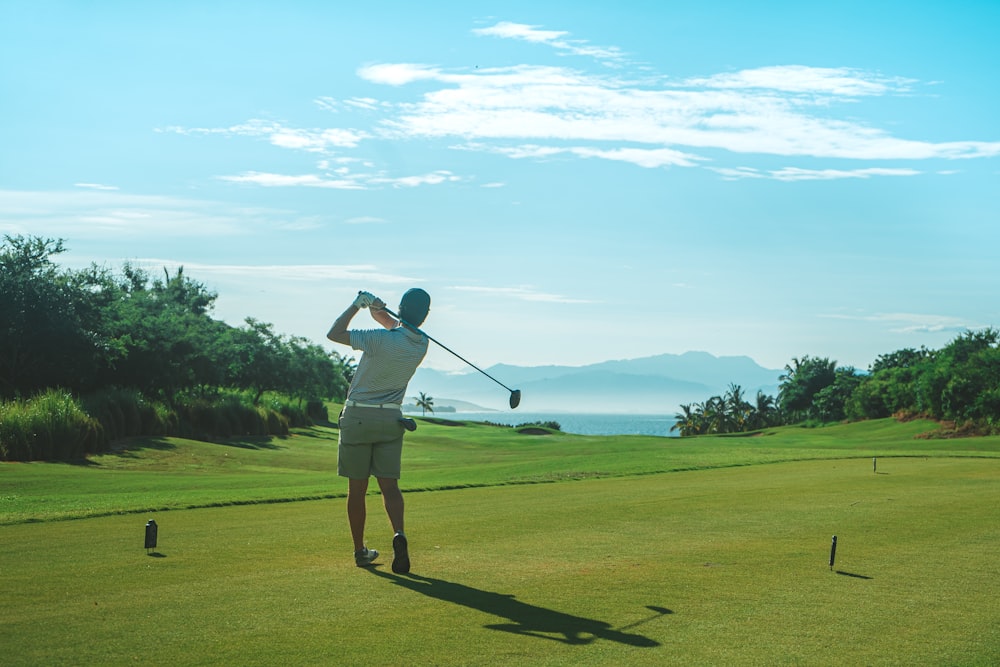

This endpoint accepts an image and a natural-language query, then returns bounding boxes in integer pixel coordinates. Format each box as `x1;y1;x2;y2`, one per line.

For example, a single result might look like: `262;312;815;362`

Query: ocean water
424;411;679;437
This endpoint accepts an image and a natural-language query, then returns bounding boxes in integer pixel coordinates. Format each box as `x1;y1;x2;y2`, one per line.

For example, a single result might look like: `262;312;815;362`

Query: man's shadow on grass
368;569;667;647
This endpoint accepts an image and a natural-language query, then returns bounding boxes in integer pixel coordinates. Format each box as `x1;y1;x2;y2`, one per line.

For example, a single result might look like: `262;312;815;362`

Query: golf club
382;306;521;409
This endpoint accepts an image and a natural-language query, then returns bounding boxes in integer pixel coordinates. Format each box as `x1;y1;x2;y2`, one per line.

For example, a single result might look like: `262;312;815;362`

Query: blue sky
2;1;998;373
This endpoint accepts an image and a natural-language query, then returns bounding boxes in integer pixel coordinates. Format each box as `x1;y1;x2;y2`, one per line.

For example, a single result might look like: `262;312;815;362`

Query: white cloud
362;62;1000;165
712;166;921;181
821;311;975;334
465;142;700;168
711;167;767;180
0;189;280;238
218;169;461;190
133;258;421;285
370;170;461;187
569;146;703;168
474;21;568;44
163;22;1000;186
219;172;365;189
358;63;442;86
773;167;921;181
473;21;626;64
74;182;119;191
160;119;368;153
686;65;914;97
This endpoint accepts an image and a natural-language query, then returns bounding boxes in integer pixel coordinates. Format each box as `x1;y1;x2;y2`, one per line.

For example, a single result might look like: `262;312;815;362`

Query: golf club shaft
382;307;516;394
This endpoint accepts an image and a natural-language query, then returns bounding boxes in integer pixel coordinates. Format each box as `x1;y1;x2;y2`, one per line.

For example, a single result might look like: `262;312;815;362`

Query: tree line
1;235;354;460
672;330;1000;436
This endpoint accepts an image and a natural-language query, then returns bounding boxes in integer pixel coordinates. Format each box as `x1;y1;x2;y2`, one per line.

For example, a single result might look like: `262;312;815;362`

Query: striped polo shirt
346;326;429;405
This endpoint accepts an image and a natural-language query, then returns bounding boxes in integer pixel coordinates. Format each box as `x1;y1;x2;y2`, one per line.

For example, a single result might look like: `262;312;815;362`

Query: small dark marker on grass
144;519;158;555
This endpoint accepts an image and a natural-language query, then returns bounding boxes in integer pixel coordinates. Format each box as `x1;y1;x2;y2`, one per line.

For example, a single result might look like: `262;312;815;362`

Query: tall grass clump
261;393;309;429
0;390;102;461
80;387;151;442
0;388;312;461
173;392;296;439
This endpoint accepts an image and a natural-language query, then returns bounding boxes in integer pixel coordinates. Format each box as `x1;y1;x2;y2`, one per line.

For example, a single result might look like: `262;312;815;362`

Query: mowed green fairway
2;419;999;665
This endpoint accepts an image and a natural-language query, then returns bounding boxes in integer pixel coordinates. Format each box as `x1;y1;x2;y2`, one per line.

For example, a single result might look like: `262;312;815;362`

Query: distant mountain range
407;351;783;413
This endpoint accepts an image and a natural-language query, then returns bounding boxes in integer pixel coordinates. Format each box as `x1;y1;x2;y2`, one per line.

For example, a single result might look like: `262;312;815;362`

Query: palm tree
672;404;697;436
750;391;777;429
703;395;727;434
415;392;434;416
724;383;751;432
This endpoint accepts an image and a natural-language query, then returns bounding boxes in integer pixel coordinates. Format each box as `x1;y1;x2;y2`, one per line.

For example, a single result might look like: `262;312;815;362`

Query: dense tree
0;236;99;398
284;335;351;406
812;367;864;422
846;330;1000;429
225;318;292;405
778;356;837;421
0;235;351;407
869;347;930;374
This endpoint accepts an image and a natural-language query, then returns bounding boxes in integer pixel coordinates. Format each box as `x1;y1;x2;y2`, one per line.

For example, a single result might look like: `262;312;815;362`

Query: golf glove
353;291;377;309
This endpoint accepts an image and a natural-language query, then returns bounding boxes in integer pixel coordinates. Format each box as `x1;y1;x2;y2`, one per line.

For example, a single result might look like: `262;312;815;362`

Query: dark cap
398;288;431;326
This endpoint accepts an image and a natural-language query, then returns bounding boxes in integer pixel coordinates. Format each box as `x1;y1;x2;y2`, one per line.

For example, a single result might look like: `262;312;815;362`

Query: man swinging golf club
327;288;431;572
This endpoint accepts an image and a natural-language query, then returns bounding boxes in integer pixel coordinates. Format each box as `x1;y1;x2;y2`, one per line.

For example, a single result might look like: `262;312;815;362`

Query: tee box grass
1;417;998;665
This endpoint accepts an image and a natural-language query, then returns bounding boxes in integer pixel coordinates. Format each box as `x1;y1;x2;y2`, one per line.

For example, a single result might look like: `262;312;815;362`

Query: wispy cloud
712;166;922;181
453;285;594;304
473;21;627;65
218;169;461;189
357;63;443;86
685;65;914;97
158;119;368;152
369;171;461;187
462;142;702;168
134;259;421;285
163;21;1000;187
822;311;975;334
74;182;119;191
0;189;306;239
366;63;1000;162
218;172;366;189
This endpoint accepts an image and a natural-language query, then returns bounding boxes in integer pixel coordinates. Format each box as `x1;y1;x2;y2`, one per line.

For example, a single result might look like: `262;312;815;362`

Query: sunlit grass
1;454;997;665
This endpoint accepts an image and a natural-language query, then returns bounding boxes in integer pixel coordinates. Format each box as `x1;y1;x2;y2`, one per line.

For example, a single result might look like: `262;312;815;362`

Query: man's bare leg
347;477;370;552
376;476;404;534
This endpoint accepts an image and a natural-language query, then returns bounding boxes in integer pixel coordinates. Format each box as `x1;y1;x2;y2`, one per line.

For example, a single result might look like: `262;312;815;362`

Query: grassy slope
2;417;1000;664
1;456;997;665
2;415;997;525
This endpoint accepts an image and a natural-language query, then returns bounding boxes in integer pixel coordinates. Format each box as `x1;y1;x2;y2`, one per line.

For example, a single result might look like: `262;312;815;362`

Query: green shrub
517;421;562;431
81;388;147;442
262;394;310;429
1;388;312;460
0;390;102;461
265;409;290;436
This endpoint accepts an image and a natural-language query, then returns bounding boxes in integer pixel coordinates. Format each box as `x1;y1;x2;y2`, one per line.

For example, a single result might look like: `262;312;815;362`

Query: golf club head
509;390;521;410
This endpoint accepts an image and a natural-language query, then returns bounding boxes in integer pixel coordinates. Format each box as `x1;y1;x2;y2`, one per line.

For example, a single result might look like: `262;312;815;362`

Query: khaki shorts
337;406;405;479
